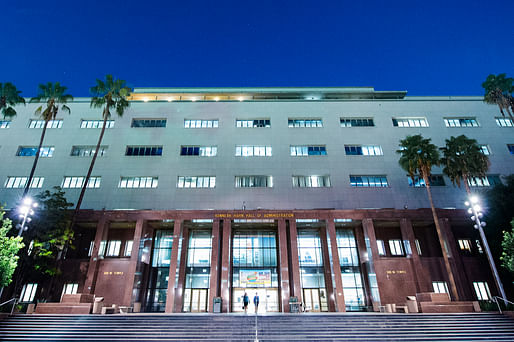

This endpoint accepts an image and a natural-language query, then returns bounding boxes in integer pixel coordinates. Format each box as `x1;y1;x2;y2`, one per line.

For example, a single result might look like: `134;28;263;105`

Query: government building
1;87;512;313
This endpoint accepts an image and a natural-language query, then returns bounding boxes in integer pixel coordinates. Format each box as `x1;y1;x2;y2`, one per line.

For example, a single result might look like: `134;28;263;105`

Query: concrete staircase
1;313;513;341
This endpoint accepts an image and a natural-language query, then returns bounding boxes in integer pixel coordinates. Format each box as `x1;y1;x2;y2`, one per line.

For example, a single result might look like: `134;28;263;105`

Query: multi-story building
1;87;511;313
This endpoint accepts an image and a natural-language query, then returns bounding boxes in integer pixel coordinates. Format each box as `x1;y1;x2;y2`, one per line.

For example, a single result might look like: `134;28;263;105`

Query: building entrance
302;288;327;312
232;288;279;313
183;289;209;312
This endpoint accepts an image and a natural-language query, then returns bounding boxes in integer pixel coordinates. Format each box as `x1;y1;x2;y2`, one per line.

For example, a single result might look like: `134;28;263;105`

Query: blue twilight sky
1;0;513;97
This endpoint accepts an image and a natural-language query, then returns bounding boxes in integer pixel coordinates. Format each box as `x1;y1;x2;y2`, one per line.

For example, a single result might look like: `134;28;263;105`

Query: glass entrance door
232;288;279;313
303;288;325;312
184;289;208;312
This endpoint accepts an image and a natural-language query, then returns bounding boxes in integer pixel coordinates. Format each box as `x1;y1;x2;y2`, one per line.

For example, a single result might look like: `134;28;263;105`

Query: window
444;117;479;127
473;281;491;300
344;145;383;156
106;240;121;257
180;146;217;156
184;119;218;128
119;177;158;188
340;118;374;127
350;175;388;187
88;241;94;257
432;281;449;294
98;240;107;257
408;175;446;187
62;283;78;296
392;117;429;127
71;145;108;157
292;175;331;188
126;146;163;156
458;239;472;252
62;176;101;189
389;240;404;256
507;144;514;154
496;117;513;127
0;120;11;128
415;239;422;255
480;145;491;155
377;240;386;256
236;119;270;128
131;119;166;127
235;176;273;188
5;176;44;189
290;145;327;156
235;145;272;157
29;119;63;128
288;118;323;127
20;283;38;302
17;146;54;157
468;175;502;187
476;240;483;254
81;120;114;128
124;240;133;257
177;176;216;188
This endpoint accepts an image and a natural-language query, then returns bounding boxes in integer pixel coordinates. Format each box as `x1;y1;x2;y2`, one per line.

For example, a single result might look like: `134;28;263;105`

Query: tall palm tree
0;82;25;118
397;134;460;300
482;73;514;119
441;135;490;194
25;83;72;196
74;75;130;214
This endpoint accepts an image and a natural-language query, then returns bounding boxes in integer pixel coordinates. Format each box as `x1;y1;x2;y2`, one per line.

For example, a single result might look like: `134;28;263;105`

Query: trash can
213;297;222;313
133;302;141;313
289;296;299;313
406;296;418;313
93;297;104;314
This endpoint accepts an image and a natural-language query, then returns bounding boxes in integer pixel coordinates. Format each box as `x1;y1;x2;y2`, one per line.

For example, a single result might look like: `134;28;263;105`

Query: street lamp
17;197;38;237
465;195;507;303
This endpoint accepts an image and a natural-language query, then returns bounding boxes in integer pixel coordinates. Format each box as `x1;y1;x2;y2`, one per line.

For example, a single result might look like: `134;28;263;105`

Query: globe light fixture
17;197;38;237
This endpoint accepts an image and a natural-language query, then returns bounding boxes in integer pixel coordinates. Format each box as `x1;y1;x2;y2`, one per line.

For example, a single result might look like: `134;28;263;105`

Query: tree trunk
424;173;460;301
23;119;49;197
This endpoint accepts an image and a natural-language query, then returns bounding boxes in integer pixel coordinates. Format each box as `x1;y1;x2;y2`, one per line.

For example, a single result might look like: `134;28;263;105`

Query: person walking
243;292;249;314
253;292;260;313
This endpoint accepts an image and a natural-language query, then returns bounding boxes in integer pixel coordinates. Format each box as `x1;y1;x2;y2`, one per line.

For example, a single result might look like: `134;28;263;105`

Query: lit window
119;177;158;188
468;175;501;187
29;119;63;128
126;146;163;156
340;118;374;127
88;241;94;257
350;175;388;187
17;146;54;157
131;119;166;127
80;120;115;128
184;119;218;128
507;144;514;155
473;281;491;300
62;283;78;296
5;176;44;189
458;239;472;252
495;117;513;127
235;176;273;188
236;119;270;128
432;281;449;294
344;145;383;156
0;120;11;128
20;283;38;302
177;176;216;188
408;175;446;187
292;175;331;188
377;240;386;256
98;240;106;256
62;176;101;189
480;145;491;155
444;118;479;127
71;146;107;157
415;239;422;255
180;146;217;156
290;145;327;156
124;240;133;257
392;117;429;127
106;240;121;257
288;118;323;127
235;145;272;157
476;240;483;254
389;240;404;256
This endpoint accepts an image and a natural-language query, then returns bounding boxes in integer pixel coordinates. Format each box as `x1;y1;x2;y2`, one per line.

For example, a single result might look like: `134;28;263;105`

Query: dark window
126;146;163;156
344;146;363;155
341;118;374;127
180;146;201;156
131;119;167;128
507;144;514;155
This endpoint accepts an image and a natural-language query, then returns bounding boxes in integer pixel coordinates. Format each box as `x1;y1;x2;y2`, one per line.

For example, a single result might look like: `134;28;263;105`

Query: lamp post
465;196;507;303
17;197;38;237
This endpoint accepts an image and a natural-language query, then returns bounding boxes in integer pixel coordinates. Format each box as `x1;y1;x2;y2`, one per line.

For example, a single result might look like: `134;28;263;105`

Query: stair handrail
0;298;19;316
492;296;514;314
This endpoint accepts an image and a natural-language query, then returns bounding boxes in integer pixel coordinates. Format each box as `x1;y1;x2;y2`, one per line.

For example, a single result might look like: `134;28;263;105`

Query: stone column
220;219;232;312
165;220;183;313
84;215;108;294
208;220;221;312
288;219;302;302
320;224;336;312
326;219;346;312
399;218;431;293
174;225;189;312
354;224;372;307
362;218;384;310
277;219;291;312
122;218;144;306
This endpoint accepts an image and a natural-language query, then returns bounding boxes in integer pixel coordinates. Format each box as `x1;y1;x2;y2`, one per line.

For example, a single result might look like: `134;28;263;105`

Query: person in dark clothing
253;292;260;313
243;293;249;313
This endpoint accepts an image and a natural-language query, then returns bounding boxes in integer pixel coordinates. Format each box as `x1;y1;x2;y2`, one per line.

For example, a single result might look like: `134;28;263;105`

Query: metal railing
492;296;514;314
0;298;19;316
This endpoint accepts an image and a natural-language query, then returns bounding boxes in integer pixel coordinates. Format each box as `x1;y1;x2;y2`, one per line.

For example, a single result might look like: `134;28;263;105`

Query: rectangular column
277;219;290;312
362;218;383;310
399;218;431;293
354;225;372;307
122;218;144;306
320;224;336;312
326;219;346;312
220;220;232;312
84;216;108;294
208;220;221;312
288;219;302;301
165;220;183;313
174;226;189;312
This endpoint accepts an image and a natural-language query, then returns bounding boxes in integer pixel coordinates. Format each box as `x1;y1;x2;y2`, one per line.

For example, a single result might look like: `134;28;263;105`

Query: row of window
1;116;513;130
4;174;502;189
12;143;512;158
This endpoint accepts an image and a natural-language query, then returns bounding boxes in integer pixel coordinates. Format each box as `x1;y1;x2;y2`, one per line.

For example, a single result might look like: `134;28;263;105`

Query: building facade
1;87;511;312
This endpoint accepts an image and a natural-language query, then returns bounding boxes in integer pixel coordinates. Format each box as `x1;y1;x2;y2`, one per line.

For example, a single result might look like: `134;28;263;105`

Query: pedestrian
243;292;249;313
253;292;260;313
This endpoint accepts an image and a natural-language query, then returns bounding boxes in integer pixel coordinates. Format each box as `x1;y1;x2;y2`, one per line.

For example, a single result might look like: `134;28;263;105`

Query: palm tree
74;75;130;214
481;73;514;119
441;135;489;195
25;83;72;196
397;134;460;300
0;82;25;118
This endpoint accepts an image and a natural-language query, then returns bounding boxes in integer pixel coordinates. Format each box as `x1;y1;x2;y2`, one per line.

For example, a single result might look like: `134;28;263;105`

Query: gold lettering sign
214;212;294;219
103;271;124;275
386;270;407;275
